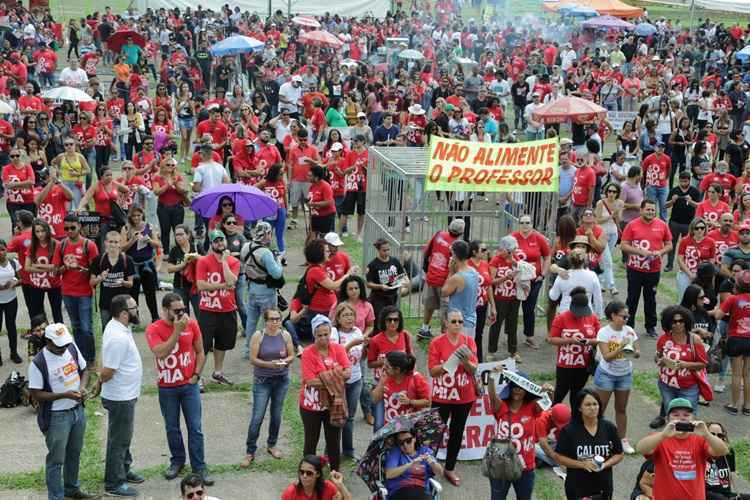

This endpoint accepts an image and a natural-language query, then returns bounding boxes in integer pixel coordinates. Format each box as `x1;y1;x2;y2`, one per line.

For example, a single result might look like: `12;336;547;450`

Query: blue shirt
447;268;479;328
385;444;434;494
374;124;400;144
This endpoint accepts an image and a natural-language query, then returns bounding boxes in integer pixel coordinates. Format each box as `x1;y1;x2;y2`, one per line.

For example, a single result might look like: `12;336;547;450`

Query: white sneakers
621;438;636;455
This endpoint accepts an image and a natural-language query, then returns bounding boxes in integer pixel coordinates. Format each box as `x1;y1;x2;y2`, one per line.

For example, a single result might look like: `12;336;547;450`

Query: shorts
726;336;750;357
422;284;443;311
177;116;195;130
311;213;335;234
289;181;310;207
334;195;345;214
593;366;633;391
341;191;366;216
198;310;238;353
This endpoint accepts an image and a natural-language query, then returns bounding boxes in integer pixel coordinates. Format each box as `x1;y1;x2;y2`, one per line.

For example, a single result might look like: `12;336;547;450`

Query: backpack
242;243;285;289
32;344;84;432
60;237;92;272
294;267;316;306
0;371;28;408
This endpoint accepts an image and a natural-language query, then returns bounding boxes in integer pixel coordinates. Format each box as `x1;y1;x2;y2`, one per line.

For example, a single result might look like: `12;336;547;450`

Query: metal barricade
362;146;559;319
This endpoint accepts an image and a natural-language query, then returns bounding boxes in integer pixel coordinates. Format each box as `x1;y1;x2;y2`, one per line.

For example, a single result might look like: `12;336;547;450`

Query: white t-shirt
330;326;363;384
101;319;143;401
58;67;88;88
0;259;18;303
596;324;637;377
194;161;228;191
28;345;87;410
278;81;302;114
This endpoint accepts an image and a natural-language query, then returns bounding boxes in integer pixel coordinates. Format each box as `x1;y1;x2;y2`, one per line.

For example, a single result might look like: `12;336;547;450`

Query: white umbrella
399;49;424;60
0;100;13;113
292;16;321;28
341;58;360;68
42;86;94;102
454;57;478;66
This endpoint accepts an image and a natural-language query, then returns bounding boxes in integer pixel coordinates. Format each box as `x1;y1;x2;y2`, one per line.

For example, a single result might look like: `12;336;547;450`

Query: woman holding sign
428;309;478;487
486;370;553;500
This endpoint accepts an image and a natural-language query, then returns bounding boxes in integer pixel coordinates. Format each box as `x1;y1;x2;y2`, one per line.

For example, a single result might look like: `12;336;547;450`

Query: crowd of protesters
0;0;748;498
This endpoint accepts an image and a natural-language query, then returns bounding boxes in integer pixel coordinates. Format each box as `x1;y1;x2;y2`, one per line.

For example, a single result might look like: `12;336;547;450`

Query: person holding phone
637;398;729;500
146;293;213;485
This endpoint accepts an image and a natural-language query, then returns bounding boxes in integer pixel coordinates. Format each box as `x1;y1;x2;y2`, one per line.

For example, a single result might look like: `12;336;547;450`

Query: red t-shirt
490;254;517;300
700;173;736;202
347;148;369;191
196;119;228;149
306;264;336;313
575;225;604;267
695;200;731;226
707;229;738;266
145;318;202;387
287;145;320;181
133;150;159;189
428;334;478;404
256;143;282;174
549;310;600;369
28;241;61;289
656;333;707;388
7;228;32;284
326;157;347;198
648;434;710;500
493;400;543;471
3;163;35;204
281;480;338;500
367;330;412;380
261;180;286;209
425;230;457;287
511;230;550;277
677;235;716;275
0;120;13;152
52;238;99;297
299;343;351;411
107;97;125;118
720;293;750;339
152;175;185;206
309;180;335;217
382;371;430;423
643;153;672;187
71;124;96;151
195;253;241;312
571;166;595;206
468;259;491;307
325;251;351;282
622;217;673;273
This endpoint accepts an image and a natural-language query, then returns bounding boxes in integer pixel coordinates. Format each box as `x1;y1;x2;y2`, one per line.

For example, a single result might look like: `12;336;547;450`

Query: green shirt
325;107;348;128
121;44;142;66
722;246;750;268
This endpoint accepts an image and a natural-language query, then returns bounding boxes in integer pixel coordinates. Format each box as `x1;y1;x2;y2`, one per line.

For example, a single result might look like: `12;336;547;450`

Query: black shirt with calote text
366;257;405;301
668;185;701;225
90;254;135;308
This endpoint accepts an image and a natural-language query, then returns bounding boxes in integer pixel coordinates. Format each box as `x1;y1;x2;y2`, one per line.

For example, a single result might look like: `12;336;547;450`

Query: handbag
481;438;523;481
109;200;127;230
586;345;599;376
689;333;714;402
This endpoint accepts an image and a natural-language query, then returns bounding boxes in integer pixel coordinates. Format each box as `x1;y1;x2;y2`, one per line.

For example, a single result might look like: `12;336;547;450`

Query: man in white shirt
58;58;88;88
278;74;303;118
560;43;577;75
98;294;144;497
192;145;230;247
28;324;94;500
524;92;545;141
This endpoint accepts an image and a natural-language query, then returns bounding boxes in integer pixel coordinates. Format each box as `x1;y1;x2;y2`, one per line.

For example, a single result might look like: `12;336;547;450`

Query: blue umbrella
634;23;657;36
737;45;750;61
568;5;598;17
209;35;264;56
191;183;278;221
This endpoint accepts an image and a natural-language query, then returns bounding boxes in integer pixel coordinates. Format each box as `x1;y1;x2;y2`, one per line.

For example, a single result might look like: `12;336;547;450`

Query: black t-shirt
511;81;529;106
726;142;749;177
195;50;211;72
168;242;199;289
668;186;701;224
706;449;735;494
366;257;405;301
556;419;623;499
90;254;135;307
692;308;716;335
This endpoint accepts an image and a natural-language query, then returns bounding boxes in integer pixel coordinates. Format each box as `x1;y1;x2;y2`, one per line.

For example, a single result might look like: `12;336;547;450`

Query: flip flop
444;470;461;487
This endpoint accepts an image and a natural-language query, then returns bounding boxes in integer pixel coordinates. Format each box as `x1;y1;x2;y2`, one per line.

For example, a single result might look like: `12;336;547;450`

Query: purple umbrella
190;183;278;221
582;15;635;30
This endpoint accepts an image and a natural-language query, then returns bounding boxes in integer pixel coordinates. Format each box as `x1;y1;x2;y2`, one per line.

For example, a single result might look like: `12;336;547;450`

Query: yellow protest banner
425;136;559;192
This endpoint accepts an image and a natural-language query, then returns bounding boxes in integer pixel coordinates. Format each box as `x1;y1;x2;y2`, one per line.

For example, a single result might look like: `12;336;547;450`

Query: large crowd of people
0;0;748;498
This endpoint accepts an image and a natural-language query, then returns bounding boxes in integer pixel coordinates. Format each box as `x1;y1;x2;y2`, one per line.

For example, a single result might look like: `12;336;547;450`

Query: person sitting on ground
385;430;444;500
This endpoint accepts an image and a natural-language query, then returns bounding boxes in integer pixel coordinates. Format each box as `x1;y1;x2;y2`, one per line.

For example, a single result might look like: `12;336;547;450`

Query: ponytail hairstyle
295;455;328;498
386;350;417;374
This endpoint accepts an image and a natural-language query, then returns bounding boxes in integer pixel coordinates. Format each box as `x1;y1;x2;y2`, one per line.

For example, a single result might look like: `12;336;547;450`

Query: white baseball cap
330;142;344;152
44;323;74;347
324;232;344;246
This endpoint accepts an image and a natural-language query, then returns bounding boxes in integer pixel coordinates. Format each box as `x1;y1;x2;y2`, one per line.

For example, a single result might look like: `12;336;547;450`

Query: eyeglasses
64;225;78;231
385;317;400;323
711;432;726;438
185;490;204;499
397;436;414;445
298;469;316;477
520;220;532;225
266;316;282;322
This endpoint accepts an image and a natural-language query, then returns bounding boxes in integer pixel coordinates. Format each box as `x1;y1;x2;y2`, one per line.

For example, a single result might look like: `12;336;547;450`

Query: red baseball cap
550;404;571;430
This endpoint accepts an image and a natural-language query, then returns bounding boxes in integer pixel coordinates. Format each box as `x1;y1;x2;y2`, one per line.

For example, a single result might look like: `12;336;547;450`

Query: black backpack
294;267;315;306
243;244;285;289
0;371;28;408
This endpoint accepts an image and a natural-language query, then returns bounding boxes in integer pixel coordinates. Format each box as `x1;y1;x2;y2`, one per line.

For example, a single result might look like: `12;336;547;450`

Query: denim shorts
178;116;195;130
593;367;632;391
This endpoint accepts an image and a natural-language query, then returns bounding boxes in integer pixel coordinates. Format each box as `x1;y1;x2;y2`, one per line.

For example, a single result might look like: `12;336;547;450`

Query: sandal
725;404;739;415
443;470;461;487
267;447;283;459
525;338;539;350
240;453;255;468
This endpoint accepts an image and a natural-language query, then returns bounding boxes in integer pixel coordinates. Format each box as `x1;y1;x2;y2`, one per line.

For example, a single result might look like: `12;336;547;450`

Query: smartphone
675;422;695;432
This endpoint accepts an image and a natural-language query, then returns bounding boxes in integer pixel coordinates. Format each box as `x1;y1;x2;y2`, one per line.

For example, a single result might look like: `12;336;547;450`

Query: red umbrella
107;30;146;54
298;30;343;49
291;15;321;28
531;96;607;124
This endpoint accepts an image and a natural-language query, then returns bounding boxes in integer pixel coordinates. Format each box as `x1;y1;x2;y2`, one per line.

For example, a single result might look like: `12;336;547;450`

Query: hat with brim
570;291;592;318
44;323;73;347
408;104;426;115
667;397;693;414
209;229;226;242
324;232;344;247
568;235;593;251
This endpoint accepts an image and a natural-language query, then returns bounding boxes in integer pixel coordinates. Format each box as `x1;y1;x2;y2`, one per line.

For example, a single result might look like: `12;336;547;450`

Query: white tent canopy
694;0;750;12
136;0;389;17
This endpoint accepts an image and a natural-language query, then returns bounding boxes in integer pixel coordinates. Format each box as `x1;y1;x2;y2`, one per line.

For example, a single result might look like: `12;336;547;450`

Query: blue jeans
645;185;669;221
157;383;205;471
282;319;301;349
269;207;287;253
342;379;362;457
63;181;83;208
359;358;372;416
373;399;385;431
245;374;290;455
62;295;94;363
244;288;278;357
658;381;699;416
490;469;535;500
235;274;247;333
525;129;544;141
102;398;137;491
45;405;85;500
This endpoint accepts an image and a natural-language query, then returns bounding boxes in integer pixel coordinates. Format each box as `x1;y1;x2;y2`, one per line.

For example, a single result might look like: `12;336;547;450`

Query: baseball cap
324;232;344;246
209;229;226;241
655;140;666;148
357;111;367;118
292;75;303;83
570;289;592;318
330;142;343;152
44;323;74;347
549;404;572;430
667;397;694;414
251;221;273;241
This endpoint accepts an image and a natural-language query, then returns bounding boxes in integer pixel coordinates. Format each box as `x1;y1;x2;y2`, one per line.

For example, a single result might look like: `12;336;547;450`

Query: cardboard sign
426;136;559;192
607;111;637;131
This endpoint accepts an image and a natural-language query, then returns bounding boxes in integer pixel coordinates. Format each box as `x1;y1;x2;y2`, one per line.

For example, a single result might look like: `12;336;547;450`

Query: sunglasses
607;189;618;194
450;319;464;324
171;307;187;315
64;143;75;146
711;432;726;438
479;247;488;252
185;490;204;499
9;154;19;158
397;436;414;445
520;220;532;225
145;142;154;146
222;203;233;207
385;317;400;323
225;220;236;225
64;225;78;231
694;226;706;230
299;469;316;477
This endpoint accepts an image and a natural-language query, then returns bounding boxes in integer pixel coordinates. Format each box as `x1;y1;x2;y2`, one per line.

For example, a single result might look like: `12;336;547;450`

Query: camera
675;422;695;432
